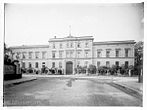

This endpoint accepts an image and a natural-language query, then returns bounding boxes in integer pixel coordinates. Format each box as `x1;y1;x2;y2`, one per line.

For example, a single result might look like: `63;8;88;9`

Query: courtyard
4;76;142;106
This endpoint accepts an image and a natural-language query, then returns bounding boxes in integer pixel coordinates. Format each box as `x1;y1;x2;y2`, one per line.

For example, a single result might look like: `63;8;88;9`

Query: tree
88;64;96;74
135;41;143;82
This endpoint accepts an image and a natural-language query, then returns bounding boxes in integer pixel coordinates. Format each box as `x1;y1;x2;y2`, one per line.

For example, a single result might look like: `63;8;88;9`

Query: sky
5;3;144;46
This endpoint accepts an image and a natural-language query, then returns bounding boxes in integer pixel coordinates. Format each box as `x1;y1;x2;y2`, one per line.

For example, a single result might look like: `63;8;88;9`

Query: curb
4;78;37;88
107;82;142;100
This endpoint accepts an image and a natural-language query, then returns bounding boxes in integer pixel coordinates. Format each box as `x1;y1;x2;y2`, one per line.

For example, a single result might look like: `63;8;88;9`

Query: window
66;51;69;58
85;61;88;67
125;61;129;68
97;61;100;68
115;61;119;67
67;42;69;48
29;62;32;68
59;62;62;68
59;51;62;58
52;52;55;58
77;61;80;67
77;42;80;48
85;41;89;47
22;52;26;59
35;52;39;59
70;51;73;58
106;61;110;67
77;51;80;58
42;51;46;59
70;42;73;48
22;62;25;68
53;43;55;49
106;51;110;57
35;62;39;68
85;51;88;58
16;52;20;59
125;49;129;57
60;43;62;48
116;50;119;57
29;52;32;59
97;51;101;58
42;62;45;68
52;62;55;68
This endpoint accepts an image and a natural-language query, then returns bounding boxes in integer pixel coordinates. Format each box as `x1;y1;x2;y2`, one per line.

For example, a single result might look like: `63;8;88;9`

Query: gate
66;61;73;75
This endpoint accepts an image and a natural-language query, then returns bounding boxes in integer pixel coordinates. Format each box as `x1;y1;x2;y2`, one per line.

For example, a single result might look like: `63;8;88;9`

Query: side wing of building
93;40;135;68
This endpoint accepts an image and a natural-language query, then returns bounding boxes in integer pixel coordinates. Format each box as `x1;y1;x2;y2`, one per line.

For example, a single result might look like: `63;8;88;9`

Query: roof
9;45;49;49
93;40;136;45
49;36;94;42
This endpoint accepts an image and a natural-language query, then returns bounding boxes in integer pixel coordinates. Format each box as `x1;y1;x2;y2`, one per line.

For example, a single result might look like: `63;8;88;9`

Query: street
4;77;142;106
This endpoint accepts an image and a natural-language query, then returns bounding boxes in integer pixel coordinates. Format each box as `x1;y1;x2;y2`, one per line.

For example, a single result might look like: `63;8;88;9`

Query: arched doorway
66;61;73;75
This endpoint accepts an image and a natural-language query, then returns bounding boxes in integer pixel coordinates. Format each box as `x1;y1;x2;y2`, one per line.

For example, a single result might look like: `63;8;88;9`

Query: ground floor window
59;62;62;68
35;62;39;68
22;62;25;68
115;61;119;67
125;61;129;68
42;62;45;68
29;62;32;68
52;62;55;68
97;61;100;68
106;61;110;67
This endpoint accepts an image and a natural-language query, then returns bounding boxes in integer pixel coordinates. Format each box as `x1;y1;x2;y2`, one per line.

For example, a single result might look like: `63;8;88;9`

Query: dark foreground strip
107;82;142;101
4;79;37;88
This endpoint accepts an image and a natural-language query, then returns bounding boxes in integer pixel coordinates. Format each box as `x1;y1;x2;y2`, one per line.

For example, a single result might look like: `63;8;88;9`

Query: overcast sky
5;3;144;46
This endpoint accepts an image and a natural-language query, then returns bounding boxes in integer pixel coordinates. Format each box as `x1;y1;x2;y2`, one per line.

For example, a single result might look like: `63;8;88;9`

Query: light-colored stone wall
10;37;135;74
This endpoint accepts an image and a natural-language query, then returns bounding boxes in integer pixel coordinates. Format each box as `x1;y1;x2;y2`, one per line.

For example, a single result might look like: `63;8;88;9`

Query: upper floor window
53;43;55;49
77;51;81;58
85;41;89;47
70;51;73;58
77;42;81;48
97;51;101;58
125;49;129;57
67;42;69;48
52;52;55;58
42;51;46;59
85;51;88;58
106;50;110;58
35;52;39;59
59;51;63;58
70;42;73;48
60;43;62;48
29;52;32;59
116;50;119;57
66;51;70;58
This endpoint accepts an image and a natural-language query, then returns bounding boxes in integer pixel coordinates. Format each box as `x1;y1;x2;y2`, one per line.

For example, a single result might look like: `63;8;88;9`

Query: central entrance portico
66;61;73;75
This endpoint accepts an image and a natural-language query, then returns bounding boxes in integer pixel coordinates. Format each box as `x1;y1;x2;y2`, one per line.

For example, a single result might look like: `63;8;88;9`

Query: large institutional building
10;35;135;74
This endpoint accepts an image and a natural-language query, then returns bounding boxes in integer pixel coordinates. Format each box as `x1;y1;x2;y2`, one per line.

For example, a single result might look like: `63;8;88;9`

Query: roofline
9;45;49;49
93;40;136;45
48;36;94;42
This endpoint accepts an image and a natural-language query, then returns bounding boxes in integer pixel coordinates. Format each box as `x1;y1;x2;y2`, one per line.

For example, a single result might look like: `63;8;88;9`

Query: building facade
10;35;135;74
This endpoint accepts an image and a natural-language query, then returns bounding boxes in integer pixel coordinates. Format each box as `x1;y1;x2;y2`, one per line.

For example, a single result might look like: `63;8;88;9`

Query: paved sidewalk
4;76;37;87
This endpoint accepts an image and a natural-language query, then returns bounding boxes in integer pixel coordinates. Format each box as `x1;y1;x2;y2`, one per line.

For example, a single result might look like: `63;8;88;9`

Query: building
10;35;135;74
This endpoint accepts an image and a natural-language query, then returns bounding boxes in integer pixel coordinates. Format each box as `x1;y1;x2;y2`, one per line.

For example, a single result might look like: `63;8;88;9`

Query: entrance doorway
66;61;73;75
